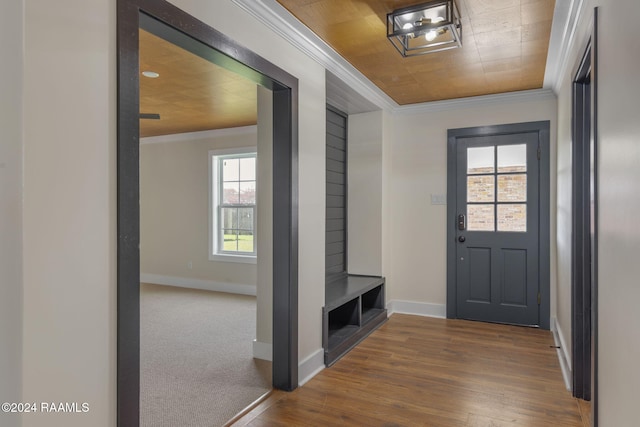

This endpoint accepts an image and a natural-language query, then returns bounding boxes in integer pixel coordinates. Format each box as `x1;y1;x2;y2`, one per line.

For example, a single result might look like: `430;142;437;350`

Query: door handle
458;235;466;243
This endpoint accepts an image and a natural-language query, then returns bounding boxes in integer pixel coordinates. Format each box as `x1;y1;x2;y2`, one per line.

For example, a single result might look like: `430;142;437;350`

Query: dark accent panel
326;242;344;256
326;105;347;283
326;230;345;244
326;195;345;208
327;253;346;268
326;208;344;220
327;109;346;126
467;248;491;302
326;170;345;185
326;183;345;197
327;121;346;139
326;219;345;232
118;2;300;425
326;134;346;150
326;158;345;174
326;146;346;162
502;249;527;306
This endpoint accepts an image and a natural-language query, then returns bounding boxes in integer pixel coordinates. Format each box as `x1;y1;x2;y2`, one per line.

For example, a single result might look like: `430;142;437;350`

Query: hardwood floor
233;314;591;426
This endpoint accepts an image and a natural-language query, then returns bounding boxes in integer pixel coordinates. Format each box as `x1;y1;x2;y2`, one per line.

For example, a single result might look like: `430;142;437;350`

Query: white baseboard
387;300;446;319
141;273;257;296
551;317;572;391
298;348;324;387
252;340;272;361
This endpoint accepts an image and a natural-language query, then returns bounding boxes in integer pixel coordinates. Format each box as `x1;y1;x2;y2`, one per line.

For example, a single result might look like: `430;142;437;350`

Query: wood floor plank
233;314;588;426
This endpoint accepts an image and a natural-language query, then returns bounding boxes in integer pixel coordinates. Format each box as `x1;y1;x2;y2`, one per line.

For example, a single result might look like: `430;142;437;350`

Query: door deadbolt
458;235;466;243
457;214;466;231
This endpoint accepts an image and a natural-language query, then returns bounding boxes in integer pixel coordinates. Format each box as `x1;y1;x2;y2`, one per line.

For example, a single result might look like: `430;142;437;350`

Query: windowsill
209;253;257;264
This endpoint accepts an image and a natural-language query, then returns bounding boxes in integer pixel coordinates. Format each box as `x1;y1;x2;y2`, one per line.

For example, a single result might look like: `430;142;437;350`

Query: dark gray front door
454;133;540;326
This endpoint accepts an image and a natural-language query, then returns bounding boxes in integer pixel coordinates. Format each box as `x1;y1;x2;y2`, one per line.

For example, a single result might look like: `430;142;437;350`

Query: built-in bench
323;275;387;366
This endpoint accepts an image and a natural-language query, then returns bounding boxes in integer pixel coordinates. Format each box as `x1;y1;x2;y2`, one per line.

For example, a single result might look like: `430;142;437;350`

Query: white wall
256;87;273;351
0;2;23;426
140;128;258;292
555;1;640;424
348;111;384;276
22;0;116;426
386;95;557;313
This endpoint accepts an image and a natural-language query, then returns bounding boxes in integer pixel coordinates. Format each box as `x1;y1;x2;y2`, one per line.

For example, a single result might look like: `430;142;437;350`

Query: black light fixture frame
387;0;462;57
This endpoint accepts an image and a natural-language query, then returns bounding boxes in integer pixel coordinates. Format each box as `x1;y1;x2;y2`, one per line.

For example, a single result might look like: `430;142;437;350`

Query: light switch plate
430;194;447;205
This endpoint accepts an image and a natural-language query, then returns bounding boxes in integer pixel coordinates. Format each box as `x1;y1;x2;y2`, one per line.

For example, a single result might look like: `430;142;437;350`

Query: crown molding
231;0;397;111
394;88;557;114
544;0;587;92
140;125;257;145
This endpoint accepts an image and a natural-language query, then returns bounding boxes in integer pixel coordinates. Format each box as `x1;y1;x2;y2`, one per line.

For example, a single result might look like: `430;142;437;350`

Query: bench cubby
323;275;387;366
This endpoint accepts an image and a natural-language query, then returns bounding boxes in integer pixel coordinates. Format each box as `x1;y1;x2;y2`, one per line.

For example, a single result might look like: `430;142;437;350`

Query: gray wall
0;2;23;427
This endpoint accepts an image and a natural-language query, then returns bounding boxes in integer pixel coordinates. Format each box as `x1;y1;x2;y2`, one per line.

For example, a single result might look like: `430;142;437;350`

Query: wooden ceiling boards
139;29;257;137
276;0;555;104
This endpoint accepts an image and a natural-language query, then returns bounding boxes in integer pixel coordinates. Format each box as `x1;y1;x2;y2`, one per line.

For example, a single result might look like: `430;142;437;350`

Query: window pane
223;182;239;204
222;158;240;181
223;230;238;251
467;146;495;174
239;157;256;181
468;204;494;231
239;181;256;204
497;204;527;232
467;175;494;202
237;231;254;253
237;207;254;230
498;174;527;202
221;207;238;229
498;144;526;172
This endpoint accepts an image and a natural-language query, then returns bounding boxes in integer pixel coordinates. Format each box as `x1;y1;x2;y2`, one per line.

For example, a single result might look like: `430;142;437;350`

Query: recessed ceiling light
142;71;160;78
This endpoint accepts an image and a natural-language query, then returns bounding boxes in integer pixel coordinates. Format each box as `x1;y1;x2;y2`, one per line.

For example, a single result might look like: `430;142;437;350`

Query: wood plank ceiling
139;29;257;137
276;0;555;105
139;0;555;136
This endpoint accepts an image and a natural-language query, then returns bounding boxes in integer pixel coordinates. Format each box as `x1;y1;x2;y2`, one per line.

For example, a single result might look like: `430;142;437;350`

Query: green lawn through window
223;234;254;252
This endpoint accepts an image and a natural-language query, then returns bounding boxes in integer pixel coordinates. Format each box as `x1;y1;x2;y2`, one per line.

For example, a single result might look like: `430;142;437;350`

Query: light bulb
402;23;413;30
425;30;438;42
432;16;445;23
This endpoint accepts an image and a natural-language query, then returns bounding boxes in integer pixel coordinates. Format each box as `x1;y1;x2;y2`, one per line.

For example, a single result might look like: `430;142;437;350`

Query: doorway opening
117;0;299;424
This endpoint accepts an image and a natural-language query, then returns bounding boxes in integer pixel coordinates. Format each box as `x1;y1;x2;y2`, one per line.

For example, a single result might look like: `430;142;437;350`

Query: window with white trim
209;148;257;263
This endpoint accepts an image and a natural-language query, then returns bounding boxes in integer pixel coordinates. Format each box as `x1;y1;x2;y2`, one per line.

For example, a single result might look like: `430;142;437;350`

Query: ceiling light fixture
387;0;462;57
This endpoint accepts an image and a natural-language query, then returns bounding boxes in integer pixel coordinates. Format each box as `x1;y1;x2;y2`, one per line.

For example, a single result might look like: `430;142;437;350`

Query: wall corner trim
253;340;273;361
140;273;257;296
551;317;573;391
298;348;325;387
387;300;447;319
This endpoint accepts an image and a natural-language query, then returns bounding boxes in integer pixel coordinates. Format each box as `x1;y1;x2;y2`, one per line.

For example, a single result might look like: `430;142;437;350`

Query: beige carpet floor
140;283;271;427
